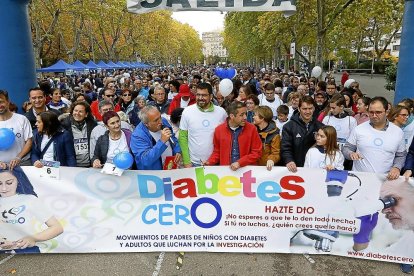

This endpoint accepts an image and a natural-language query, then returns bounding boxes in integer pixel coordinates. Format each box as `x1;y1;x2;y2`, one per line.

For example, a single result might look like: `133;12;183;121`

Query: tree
29;0;62;67
223;12;266;65
315;0;357;67
29;0;203;65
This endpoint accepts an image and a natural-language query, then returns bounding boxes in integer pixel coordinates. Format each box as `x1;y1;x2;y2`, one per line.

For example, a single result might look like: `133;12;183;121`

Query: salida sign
127;0;297;13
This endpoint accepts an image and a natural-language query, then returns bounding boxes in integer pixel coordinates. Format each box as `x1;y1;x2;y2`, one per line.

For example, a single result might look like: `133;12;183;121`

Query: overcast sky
172;11;225;37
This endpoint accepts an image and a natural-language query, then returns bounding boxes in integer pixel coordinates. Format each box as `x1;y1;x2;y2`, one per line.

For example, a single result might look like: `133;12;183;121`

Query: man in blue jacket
131;106;181;170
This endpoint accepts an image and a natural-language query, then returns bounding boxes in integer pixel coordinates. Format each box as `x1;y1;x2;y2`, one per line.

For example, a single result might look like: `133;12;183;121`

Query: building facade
202;32;228;62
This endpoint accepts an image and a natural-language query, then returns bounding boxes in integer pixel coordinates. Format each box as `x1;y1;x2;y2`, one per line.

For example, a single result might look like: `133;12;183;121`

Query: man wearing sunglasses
90;88;120;121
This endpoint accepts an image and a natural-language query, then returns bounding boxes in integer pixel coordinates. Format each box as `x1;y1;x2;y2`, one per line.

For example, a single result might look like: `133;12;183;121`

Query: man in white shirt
179;83;227;167
343;97;406;178
343;96;407;252
258;83;282;118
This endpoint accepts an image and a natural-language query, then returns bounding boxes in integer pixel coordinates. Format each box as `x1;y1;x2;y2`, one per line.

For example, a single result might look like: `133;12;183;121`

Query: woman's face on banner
0;172;18;197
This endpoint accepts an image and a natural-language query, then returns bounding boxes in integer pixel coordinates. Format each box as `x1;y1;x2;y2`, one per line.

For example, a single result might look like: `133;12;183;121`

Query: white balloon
344;79;356;88
311;66;322;78
219;79;233;97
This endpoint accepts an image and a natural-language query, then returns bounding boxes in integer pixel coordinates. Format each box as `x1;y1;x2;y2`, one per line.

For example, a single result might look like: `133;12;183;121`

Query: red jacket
208;121;262;167
168;94;196;115
90;100;120;121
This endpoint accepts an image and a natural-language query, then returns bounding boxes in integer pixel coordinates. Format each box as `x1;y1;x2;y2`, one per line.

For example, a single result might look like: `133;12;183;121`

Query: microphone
161;124;175;146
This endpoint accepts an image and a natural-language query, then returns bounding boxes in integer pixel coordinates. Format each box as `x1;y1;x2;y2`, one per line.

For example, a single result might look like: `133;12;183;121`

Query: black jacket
281;113;324;166
91;129;132;165
25;108;61;130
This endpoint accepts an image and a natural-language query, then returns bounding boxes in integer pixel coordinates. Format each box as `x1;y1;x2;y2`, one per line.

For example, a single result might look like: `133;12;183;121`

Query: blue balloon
227;68;236;79
113;152;134;170
0;128;15;151
215;67;225;79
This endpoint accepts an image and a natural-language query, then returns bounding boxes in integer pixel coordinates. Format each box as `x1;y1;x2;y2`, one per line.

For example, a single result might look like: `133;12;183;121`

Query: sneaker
400;264;413;274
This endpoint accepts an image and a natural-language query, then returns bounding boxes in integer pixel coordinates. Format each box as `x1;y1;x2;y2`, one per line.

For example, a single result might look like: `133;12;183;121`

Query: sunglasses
105;94;115;98
122;94;131;97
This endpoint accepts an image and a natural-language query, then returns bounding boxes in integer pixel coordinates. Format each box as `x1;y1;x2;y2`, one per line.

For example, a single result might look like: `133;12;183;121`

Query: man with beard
314;91;328;117
343;97;406;253
178;83;227;168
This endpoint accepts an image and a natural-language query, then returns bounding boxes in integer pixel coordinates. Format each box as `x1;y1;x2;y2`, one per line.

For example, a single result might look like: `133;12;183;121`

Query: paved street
332;73;393;102
0;73;406;276
0;251;406;276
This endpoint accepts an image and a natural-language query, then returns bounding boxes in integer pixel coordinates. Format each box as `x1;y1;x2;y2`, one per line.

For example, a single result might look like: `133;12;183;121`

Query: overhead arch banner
0;166;413;265
127;0;297;13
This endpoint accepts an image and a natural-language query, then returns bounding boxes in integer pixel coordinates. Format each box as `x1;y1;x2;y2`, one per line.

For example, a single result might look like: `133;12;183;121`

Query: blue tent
122;61;132;68
107;60;121;69
96;60;110;69
116;61;129;68
86;60;99;69
133;62;147;68
130;62;139;68
73;60;89;69
37;59;78;72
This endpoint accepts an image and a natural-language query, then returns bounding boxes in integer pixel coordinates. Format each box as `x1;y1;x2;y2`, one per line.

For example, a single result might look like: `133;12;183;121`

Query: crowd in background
1;66;414;272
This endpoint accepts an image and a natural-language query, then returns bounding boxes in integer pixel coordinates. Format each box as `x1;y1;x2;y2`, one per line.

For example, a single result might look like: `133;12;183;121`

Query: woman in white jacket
304;126;344;170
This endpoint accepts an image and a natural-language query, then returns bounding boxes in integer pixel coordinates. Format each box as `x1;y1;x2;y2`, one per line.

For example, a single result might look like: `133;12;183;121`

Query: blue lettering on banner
141;199;220;228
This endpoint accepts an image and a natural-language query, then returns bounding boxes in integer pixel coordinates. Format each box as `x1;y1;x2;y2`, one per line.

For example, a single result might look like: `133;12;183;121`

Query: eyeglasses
368;111;385;116
101;107;114;112
122;94;131;97
105;94;115;98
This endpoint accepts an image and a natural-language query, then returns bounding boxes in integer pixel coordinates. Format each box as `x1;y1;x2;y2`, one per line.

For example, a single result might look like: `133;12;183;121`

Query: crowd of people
0;67;413;272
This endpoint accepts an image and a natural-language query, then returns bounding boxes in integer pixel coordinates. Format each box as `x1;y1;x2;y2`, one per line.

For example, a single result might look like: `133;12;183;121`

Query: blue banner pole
0;0;37;113
395;0;414;104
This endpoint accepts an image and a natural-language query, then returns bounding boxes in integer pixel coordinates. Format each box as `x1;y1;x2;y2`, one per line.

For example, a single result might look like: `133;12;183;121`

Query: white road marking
152;252;165;276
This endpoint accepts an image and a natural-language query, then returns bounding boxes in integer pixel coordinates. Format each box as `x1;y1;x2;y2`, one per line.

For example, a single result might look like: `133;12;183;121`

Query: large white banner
127;0;297;14
0;166;413;265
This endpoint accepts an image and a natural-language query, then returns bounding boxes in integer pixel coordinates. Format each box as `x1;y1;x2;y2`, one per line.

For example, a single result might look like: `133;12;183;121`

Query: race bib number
101;162;124;176
40;160;60;179
74;138;88;154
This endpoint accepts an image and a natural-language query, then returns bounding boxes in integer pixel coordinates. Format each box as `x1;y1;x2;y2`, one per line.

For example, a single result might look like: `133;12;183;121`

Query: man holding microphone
130;106;181;170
